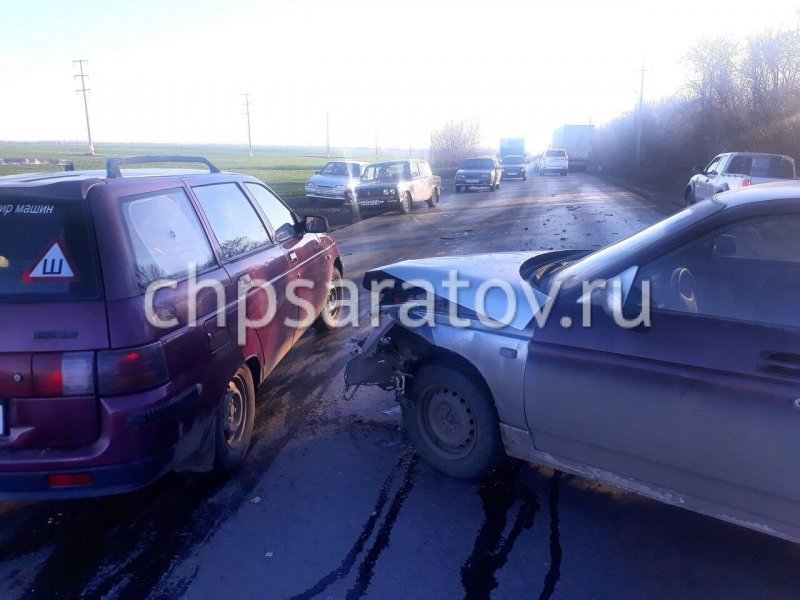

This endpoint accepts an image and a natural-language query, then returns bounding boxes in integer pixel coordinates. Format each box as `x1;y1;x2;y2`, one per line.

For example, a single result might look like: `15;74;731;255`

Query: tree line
595;24;800;186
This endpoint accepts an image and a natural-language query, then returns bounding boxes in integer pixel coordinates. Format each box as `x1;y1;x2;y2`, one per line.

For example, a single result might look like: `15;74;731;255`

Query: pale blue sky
1;0;798;150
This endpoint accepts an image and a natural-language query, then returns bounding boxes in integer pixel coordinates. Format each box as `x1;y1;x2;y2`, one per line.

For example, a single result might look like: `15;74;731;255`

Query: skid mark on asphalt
461;462;541;598
289;448;418;600
539;471;562;600
460;465;564;600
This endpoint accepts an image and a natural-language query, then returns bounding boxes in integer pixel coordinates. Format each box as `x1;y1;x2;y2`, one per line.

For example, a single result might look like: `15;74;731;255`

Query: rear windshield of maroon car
0;198;101;302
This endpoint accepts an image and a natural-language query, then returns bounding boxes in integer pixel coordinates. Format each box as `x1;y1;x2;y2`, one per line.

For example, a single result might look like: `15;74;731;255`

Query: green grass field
0;142;418;207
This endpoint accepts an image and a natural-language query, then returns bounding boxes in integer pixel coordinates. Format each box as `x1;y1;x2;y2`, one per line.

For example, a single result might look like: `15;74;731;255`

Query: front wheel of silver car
404;363;504;479
215;365;256;471
427;188;439;208
399;192;412;214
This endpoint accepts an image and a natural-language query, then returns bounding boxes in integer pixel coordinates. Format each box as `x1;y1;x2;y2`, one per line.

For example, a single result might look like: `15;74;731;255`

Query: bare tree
595;22;800;185
430;120;482;168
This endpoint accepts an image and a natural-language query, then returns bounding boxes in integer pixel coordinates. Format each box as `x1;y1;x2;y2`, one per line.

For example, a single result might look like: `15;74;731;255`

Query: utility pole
326;110;330;158
73;60;95;156
636;62;648;169
243;93;253;157
375;125;379;157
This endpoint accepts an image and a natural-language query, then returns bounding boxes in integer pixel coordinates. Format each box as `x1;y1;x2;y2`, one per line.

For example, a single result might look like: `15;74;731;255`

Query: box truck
499;138;525;158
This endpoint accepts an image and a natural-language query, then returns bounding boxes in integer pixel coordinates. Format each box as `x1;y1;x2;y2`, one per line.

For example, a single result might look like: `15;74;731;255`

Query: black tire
427;188;439;208
215;365;256;471
489;182;496;192
455;186;462;193
560;170;568;176
404;362;504;479
684;187;695;207
539;169;545;177
523;175;527;181
313;266;343;332
398;192;411;214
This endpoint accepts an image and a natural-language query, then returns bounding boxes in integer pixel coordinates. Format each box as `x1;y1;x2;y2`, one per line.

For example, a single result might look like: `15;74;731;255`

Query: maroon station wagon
0;156;343;498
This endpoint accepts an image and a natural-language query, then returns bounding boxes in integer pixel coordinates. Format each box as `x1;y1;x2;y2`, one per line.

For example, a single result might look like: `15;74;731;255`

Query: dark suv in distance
0;156;343;498
500;154;527;180
455;157;502;192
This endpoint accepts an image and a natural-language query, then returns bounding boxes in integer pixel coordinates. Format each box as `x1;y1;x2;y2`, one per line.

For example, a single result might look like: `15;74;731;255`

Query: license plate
359;200;383;206
466;179;479;184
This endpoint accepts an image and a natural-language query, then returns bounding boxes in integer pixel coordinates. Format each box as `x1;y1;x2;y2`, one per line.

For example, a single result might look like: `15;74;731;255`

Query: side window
409;162;420;178
630;215;800;327
705;156;722;175
121;189;216;289
193;183;271;261
714;218;800;262
725;155;750;175
245;183;297;242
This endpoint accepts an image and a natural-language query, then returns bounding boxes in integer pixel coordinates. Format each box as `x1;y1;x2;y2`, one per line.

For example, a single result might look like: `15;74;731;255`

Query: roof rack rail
106;155;221;178
0;158;75;171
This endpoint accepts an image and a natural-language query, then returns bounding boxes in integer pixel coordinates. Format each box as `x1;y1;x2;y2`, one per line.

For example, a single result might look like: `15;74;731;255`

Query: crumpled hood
363;251;556;330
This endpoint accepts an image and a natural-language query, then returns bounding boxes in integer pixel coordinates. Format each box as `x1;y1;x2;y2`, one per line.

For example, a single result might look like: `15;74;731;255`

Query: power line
243;93;253;157
73;60;95;156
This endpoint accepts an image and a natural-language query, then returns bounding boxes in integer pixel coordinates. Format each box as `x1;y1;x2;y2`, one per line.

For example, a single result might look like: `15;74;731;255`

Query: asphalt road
1;173;799;600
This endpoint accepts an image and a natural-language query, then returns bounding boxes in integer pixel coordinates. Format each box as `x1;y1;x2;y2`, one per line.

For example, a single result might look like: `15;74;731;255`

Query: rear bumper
0;383;208;499
502;170;527;178
0;444;176;500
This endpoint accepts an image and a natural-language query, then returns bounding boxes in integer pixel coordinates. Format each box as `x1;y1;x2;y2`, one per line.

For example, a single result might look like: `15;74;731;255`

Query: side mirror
304;215;329;234
315;170;320;175
692;165;704;174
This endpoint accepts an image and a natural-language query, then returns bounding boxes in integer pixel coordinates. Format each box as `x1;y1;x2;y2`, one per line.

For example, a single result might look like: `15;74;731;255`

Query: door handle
759;351;800;377
289;251;298;264
239;274;253;290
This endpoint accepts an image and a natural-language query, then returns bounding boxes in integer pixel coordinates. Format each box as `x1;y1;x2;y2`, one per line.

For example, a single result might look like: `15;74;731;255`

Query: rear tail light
33;352;95;397
98;342;169;396
742;179;751;187
49;473;93;487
